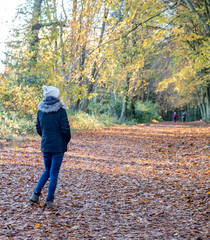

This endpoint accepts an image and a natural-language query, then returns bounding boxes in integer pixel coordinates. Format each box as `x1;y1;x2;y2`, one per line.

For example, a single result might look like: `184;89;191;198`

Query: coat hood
38;97;63;113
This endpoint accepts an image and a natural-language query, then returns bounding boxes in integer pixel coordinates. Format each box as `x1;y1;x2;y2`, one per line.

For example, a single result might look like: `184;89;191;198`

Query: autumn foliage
1;0;209;123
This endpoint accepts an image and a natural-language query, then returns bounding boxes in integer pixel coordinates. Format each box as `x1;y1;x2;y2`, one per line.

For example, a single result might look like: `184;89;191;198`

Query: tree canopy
1;0;209;122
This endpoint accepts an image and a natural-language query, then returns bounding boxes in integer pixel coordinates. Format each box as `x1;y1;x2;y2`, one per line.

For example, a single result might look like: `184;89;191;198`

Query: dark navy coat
36;97;71;153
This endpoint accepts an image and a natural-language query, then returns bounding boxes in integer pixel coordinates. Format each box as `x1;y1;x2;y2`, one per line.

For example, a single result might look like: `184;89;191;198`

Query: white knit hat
42;85;60;98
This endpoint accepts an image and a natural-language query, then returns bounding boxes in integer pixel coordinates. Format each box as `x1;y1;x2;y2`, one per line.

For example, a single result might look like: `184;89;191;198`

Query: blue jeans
35;152;64;201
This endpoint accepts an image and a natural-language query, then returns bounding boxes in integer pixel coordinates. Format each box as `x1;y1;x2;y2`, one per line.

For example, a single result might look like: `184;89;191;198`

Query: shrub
0;110;36;138
68;111;104;132
135;101;162;123
98;113;118;126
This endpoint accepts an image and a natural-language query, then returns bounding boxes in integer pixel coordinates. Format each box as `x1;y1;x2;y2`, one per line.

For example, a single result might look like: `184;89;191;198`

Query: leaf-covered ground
0;121;209;240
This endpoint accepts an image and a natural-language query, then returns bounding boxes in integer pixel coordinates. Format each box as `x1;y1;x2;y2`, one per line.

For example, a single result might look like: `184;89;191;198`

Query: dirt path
0;122;209;239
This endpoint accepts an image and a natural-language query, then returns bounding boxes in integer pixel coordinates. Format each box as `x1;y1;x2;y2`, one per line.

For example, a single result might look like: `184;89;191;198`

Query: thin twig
88;3;178;56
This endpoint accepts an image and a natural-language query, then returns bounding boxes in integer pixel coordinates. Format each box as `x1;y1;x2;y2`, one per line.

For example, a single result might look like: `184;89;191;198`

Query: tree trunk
60;25;65;68
198;104;204;120
120;98;126;120
29;0;43;67
130;97;136;117
113;90;117;104
72;99;81;111
201;90;207;120
197;88;208;120
183;0;210;33
72;45;87;111
120;73;130;120
206;85;210;121
81;7;108;112
146;87;150;102
202;103;207;120
53;0;58;71
81;78;94;112
59;24;69;83
70;0;78;56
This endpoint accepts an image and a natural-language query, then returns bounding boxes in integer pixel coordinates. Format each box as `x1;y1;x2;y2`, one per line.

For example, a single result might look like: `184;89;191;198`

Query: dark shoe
45;199;54;208
29;192;41;204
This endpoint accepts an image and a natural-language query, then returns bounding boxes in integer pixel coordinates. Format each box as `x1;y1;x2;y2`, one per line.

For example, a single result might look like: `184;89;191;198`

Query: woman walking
173;112;177;122
30;85;71;207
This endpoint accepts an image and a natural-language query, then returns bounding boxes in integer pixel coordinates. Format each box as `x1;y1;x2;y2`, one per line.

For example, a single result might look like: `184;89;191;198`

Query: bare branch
88;3;178;56
183;0;210;33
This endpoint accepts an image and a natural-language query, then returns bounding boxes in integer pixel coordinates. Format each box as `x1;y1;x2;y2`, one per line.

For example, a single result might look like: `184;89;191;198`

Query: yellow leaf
35;223;40;229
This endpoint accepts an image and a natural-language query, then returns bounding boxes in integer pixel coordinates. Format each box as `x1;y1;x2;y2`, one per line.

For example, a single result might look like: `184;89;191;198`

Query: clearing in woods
0;121;209;239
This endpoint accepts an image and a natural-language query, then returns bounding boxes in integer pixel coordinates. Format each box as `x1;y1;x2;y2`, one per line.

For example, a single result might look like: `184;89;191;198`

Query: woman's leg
47;152;64;201
35;152;52;194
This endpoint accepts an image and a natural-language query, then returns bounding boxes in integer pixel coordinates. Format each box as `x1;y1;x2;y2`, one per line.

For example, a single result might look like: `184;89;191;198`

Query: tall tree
157;0;210;120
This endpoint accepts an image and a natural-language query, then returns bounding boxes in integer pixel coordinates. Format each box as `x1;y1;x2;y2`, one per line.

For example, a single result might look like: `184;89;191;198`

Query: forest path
0;122;209;239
